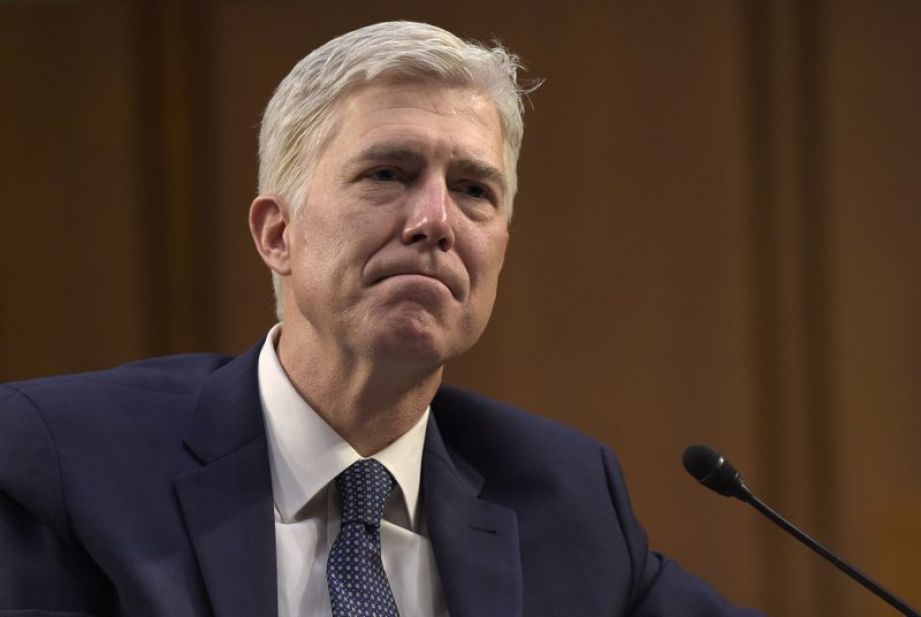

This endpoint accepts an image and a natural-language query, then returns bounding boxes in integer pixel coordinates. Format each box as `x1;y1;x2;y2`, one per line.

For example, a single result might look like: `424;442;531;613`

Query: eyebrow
349;144;508;194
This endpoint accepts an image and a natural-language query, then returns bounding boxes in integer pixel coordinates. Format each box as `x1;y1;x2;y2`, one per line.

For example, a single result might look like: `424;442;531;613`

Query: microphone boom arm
741;491;920;617
683;444;920;617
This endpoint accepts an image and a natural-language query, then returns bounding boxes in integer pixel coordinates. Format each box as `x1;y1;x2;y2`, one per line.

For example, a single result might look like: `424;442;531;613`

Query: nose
401;176;455;251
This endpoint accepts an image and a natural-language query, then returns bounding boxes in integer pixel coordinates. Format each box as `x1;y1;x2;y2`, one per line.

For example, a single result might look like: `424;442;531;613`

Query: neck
276;326;442;456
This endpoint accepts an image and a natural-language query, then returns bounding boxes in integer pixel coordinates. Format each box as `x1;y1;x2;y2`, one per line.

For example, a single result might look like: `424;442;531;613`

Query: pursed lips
367;262;464;300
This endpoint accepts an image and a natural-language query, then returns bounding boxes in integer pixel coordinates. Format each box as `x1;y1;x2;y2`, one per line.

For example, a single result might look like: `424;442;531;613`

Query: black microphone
683;444;921;617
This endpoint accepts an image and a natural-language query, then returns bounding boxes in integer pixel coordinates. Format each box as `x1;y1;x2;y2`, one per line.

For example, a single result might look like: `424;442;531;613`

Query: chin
367;320;463;368
361;303;484;366
372;328;445;365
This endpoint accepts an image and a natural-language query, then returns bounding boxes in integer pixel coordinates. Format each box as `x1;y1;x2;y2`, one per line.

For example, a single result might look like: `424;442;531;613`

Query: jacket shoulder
431;384;610;485
433;384;602;451
0;353;236;534
4;352;234;399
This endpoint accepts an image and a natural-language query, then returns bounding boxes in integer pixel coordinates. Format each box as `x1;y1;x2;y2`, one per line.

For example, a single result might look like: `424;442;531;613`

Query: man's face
281;80;510;369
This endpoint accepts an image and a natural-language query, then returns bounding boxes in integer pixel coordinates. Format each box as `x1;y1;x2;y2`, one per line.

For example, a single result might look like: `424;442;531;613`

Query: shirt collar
257;324;428;528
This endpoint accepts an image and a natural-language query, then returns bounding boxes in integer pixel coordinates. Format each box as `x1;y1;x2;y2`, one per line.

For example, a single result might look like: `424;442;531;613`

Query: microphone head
683;444;750;500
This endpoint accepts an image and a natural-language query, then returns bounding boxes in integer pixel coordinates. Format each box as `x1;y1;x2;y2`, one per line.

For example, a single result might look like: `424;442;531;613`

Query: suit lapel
423;415;523;617
175;342;277;617
172;342;524;617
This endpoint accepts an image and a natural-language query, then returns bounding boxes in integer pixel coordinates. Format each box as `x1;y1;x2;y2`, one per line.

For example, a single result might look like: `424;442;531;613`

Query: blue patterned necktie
327;459;401;617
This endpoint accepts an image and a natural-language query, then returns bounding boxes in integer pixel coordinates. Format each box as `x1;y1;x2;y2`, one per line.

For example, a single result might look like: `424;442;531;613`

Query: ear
249;195;292;276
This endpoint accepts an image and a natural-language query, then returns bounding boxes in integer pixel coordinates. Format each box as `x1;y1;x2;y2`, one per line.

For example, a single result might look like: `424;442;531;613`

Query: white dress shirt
257;325;449;617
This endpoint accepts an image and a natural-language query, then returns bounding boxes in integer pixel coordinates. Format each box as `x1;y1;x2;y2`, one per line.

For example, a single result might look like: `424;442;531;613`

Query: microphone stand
683;444;920;617
741;491;921;617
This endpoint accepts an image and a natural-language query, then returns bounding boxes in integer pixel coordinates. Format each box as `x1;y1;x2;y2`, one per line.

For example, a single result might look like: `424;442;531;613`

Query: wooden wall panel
742;1;836;613
827;1;921;614
0;5;146;379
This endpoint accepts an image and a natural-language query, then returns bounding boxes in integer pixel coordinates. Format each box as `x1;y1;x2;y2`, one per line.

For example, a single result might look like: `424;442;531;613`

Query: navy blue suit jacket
0;342;762;616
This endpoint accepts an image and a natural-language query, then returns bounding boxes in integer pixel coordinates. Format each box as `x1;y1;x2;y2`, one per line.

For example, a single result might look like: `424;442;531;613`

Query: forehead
323;80;505;169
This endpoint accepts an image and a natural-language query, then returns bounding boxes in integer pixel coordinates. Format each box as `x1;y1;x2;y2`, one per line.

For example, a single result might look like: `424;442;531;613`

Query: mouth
366;254;467;301
375;272;457;299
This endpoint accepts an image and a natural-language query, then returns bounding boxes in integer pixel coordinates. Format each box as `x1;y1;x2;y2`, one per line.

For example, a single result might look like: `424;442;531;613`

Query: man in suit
0;21;763;616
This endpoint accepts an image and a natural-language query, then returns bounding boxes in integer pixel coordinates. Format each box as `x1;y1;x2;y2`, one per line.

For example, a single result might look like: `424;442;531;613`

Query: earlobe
249;195;292;275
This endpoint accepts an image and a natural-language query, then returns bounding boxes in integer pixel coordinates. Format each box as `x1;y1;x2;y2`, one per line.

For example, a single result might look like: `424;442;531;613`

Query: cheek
292;212;348;265
467;234;508;298
290;219;383;295
480;229;509;277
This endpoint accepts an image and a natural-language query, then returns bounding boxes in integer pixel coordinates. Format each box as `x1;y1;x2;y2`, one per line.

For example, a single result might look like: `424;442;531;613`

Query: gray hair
257;21;536;319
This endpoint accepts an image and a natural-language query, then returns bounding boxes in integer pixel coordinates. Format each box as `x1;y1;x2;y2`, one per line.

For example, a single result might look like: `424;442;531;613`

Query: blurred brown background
2;1;919;615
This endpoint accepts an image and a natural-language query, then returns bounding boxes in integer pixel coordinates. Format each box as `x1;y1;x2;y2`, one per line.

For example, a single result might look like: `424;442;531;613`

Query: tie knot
335;459;395;527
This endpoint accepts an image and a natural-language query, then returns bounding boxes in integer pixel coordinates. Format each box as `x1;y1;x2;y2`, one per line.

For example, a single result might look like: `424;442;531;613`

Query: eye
457;181;493;202
367;168;399;182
